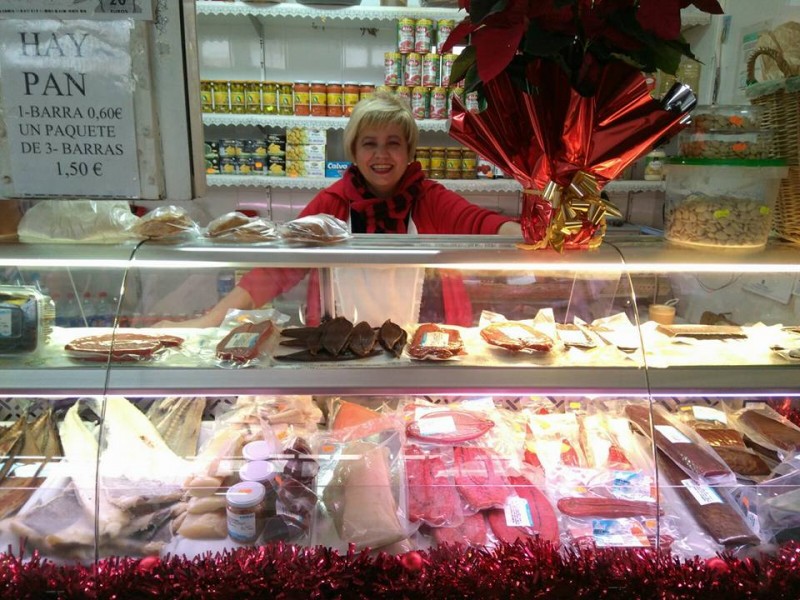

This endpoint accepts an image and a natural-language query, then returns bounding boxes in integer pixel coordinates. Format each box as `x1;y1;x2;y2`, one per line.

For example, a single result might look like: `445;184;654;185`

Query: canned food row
200;80;376;116
384;51;458;88
397;17;455;55
416;146;476;180
376;85;478;120
205;129;328;161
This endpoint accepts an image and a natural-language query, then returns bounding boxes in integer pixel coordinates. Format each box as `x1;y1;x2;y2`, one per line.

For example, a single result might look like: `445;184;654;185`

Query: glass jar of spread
359;83;375;101
245;81;262;114
200;81;213;113
278;82;294;116
445;147;462;171
430;147;446;172
326;83;343;117
229;81;246;114
343;82;360;116
415;146;431;174
226;481;267;544
212;80;230;114
239;460;278;517
461;149;477;179
262;82;278;114
242;439;277;462
293;81;310;116
310;81;327;117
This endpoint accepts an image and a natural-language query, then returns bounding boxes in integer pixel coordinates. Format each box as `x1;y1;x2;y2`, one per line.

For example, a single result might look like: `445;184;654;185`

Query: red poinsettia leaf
473;21;526;83
681;0;723;14
441;18;475;54
637;0;682;40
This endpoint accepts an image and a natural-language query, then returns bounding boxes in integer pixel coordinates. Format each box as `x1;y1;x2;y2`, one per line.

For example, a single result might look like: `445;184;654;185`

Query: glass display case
1;236;799;564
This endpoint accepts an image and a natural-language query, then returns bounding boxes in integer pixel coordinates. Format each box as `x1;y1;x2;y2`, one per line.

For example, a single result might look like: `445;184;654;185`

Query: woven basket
746;46;800;242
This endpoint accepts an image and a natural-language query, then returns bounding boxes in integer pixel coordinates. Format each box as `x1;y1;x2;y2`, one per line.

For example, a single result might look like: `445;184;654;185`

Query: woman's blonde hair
343;91;418;162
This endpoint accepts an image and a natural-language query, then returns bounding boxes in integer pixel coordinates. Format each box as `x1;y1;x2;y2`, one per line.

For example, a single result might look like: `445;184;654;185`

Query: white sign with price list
0;19;140;197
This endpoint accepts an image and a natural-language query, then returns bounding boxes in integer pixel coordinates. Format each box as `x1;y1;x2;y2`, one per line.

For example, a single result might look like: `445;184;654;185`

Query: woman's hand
497;221;523;237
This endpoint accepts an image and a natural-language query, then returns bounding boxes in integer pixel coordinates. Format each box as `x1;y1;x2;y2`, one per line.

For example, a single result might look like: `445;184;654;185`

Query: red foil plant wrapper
449;61;696;250
443;0;721;250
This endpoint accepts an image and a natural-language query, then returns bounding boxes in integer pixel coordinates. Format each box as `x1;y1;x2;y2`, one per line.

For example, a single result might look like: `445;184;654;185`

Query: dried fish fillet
321;316;354;357
348;321;378;357
146;396;204;458
378;319;407;358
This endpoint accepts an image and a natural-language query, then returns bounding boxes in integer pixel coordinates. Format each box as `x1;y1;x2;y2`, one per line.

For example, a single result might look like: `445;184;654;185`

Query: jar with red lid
326;83;343;117
343;82;360;116
310;82;327;117
293;81;310;116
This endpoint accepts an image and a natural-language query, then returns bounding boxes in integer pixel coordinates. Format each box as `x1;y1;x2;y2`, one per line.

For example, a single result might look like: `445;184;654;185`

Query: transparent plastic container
678;130;773;159
689;104;764;133
663;158;788;250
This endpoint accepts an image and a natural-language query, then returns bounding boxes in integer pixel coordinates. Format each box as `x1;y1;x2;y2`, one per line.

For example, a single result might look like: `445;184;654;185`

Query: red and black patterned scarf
346;162;425;233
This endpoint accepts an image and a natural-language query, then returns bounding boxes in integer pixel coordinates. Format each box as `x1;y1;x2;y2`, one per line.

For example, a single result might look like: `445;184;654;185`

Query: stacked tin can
384;17;463;120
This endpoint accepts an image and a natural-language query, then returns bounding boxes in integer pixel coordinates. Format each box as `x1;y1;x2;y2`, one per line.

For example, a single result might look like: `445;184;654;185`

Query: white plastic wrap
18;200;139;243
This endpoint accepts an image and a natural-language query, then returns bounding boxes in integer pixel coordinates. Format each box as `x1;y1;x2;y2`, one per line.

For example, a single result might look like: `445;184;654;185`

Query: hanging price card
0;19;140;197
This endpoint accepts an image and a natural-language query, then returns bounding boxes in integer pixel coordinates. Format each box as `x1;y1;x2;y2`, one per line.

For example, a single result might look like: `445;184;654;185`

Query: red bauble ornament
137;556;160;573
401;551;424;571
705;557;729;573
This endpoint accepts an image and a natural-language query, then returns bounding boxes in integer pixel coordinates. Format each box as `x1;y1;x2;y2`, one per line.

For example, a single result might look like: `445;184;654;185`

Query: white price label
417;415;457;436
420;331;450;348
504;496;533;528
224;332;259;351
0;308;11;337
654;425;692;444
0;20;140;197
681;479;723;506
692;406;727;424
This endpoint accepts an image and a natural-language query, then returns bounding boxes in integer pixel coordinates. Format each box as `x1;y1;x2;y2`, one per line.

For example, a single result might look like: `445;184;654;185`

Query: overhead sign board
0;0;153;21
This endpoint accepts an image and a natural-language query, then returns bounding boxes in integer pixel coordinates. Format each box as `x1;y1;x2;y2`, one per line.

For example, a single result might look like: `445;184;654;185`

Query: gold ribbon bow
541;172;622;252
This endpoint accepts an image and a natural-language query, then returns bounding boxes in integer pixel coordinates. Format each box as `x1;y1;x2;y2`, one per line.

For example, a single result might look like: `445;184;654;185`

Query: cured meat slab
739;409;800;453
452;446;511;510
405;446;461;527
406;410;494;444
433;512;487;546
408;323;465;360
480;321;553;352
65;332;184;361
487;475;559;544
216;320;273;362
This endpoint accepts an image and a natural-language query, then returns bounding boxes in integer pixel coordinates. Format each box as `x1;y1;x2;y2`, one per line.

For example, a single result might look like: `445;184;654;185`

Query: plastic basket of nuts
663;157;788;250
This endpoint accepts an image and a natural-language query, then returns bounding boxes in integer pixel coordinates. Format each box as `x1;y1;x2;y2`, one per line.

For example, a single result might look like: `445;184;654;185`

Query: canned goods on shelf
220;156;238;174
445;169;461;179
437;19;455;53
293;81;310;116
430;87;447;119
310;82;327;117
411;86;429;119
430;168;446;179
245;81;262;114
448;87;464;117
396;85;411;106
403;52;422;87
263;82;278;114
404;53;421;87
278;82;294;116
212;80;230;114
326;83;343;117
344;82;360;116
384;52;403;86
229;81;246;114
397;17;415;54
441;54;457;87
377;85;395;95
465;90;480;113
422;54;440;88
415;18;433;54
359;83;376;101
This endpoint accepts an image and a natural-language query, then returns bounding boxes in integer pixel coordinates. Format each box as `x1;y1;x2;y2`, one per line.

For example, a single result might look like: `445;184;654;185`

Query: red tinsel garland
3;541;800;600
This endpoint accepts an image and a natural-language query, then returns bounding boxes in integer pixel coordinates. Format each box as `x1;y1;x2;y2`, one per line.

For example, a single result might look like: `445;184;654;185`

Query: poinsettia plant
443;0;723;98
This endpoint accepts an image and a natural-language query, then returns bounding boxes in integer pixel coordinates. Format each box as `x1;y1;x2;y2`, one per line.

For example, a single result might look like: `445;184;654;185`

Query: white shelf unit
202;113;450;132
207;173;665;194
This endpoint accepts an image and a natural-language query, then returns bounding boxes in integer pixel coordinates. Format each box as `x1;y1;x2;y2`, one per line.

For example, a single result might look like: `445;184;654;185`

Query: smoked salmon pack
65;332;184;361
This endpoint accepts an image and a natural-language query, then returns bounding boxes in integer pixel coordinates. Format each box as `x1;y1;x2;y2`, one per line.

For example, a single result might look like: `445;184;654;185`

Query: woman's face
354;122;410;198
